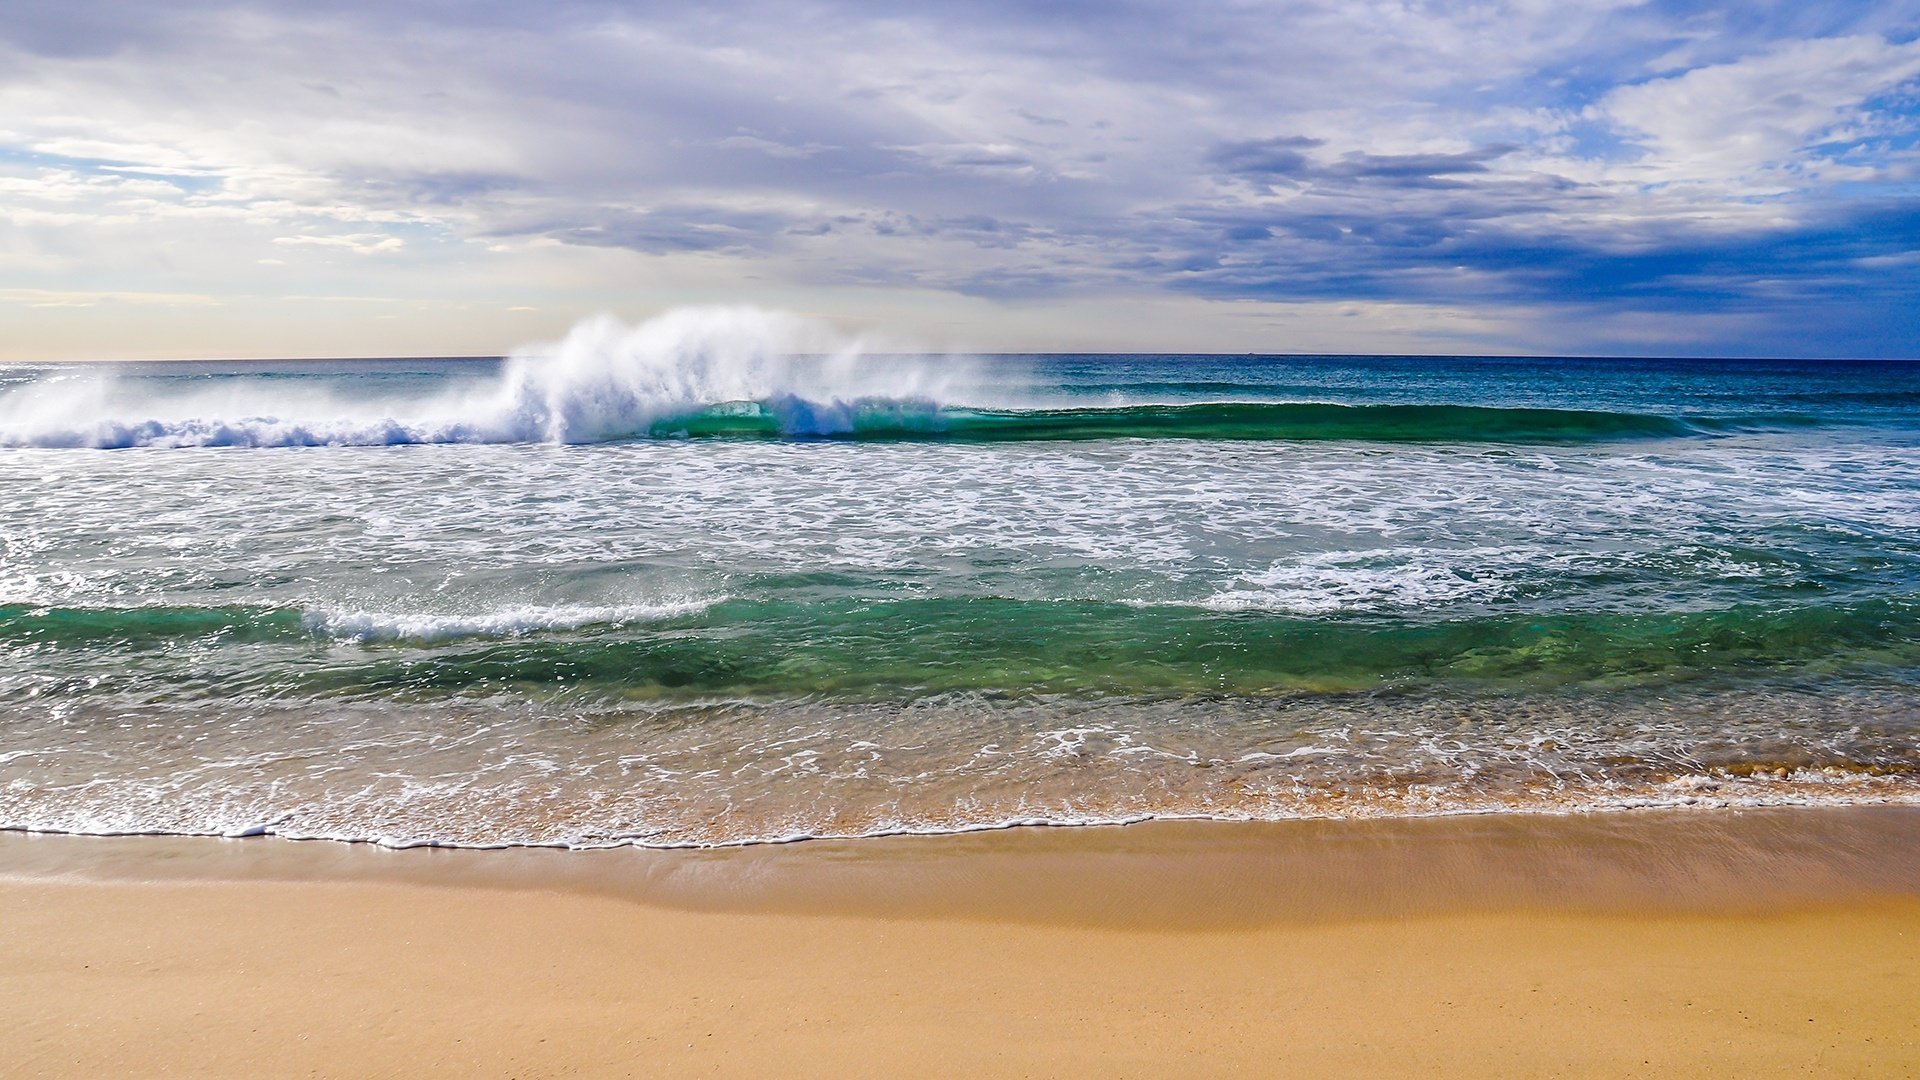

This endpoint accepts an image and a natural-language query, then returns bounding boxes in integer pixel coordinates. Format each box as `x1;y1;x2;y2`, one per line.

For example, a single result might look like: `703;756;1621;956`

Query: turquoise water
1;321;1916;846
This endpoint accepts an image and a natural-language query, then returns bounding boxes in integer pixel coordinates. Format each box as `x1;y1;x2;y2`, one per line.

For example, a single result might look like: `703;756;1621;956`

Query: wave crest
0;307;960;448
0;308;1806;448
308;600;716;642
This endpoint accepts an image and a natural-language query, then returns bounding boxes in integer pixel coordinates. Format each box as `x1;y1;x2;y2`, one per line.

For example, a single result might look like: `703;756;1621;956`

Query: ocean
2;310;1916;848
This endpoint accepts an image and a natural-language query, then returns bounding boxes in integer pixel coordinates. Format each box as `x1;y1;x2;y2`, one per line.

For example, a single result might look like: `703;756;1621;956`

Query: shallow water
2;312;1916;847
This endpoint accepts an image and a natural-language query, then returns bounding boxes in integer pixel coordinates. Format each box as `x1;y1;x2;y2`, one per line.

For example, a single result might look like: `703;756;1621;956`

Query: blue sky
1;1;1917;358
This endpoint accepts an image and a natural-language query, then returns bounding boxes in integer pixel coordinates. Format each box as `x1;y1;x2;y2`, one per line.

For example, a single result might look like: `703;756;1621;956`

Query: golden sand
4;809;1919;1077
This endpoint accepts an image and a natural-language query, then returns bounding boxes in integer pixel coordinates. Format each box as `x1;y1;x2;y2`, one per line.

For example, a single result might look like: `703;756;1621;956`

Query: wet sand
5;808;1920;1077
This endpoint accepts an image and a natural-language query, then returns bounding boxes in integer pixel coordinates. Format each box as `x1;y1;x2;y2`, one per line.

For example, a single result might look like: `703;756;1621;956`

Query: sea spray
488;307;958;442
0;311;1861;448
0;307;963;448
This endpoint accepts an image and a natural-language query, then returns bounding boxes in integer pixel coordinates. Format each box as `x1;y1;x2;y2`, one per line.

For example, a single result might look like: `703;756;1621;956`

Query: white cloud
1598;35;1920;183
0;3;1914;357
0;286;221;307
272;233;407;254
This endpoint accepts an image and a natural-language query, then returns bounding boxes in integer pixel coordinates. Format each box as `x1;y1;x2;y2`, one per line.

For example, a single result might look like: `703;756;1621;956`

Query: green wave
11;596;1916;702
650;399;1708;443
296;596;1920;701
0;603;306;646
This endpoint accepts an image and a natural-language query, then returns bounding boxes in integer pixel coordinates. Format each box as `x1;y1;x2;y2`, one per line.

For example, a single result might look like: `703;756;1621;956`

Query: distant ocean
2;310;1917;848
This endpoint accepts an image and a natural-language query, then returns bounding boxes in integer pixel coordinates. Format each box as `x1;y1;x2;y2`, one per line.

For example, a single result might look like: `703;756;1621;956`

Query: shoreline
7;807;1920;1076
9;804;1920;925
9;780;1920;850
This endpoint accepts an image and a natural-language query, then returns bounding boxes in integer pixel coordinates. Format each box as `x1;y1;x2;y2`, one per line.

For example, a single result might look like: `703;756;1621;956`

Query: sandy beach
5;808;1919;1077
7;0;1920;1074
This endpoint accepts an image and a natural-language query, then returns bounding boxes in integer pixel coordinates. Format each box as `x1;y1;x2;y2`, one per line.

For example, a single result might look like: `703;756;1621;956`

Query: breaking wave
0;599;716;646
0;307;1820;448
306;600;719;642
0;307;957;448
9;595;1917;699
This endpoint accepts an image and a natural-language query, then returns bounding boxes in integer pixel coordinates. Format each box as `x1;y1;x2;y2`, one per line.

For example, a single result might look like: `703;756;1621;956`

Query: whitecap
306;599;717;642
0;307;968;449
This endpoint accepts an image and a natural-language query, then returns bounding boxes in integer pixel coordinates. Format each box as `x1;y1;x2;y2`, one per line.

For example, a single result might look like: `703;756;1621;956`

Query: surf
0;307;964;449
11;595;1917;702
0;307;1827;448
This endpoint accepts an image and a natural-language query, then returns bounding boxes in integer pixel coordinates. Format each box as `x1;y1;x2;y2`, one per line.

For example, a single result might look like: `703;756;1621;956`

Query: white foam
1199;548;1517;614
307;600;715;642
9;784;1920;853
0;307;965;448
488;308;956;443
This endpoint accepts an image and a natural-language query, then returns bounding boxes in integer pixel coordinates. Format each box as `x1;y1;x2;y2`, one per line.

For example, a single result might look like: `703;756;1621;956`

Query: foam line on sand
4;808;1919;1077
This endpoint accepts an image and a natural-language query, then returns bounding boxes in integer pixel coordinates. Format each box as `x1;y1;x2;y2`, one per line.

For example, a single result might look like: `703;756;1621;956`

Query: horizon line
8;351;1919;366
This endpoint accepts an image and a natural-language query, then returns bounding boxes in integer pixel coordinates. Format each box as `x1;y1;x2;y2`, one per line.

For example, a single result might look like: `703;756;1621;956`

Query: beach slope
5;812;1919;1077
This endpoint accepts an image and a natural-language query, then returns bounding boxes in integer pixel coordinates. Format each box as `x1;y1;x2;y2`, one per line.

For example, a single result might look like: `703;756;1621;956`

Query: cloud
1212;139;1519;187
273;233;406;254
0;1;1917;356
1597;34;1920;182
1210;137;1324;179
0;286;220;307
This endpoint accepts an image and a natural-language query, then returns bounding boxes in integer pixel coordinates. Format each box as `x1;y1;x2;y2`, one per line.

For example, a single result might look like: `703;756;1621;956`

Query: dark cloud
1323;146;1518;182
1209;136;1324;178
509;205;802;255
2;0;1917;354
1211;139;1523;191
1153;192;1920;334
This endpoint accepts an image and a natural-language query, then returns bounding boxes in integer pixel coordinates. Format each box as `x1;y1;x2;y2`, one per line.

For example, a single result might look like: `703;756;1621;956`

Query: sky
1;1;1917;359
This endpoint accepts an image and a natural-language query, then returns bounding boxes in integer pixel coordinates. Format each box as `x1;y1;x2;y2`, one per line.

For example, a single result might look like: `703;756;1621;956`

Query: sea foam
0;307;960;448
307;600;717;642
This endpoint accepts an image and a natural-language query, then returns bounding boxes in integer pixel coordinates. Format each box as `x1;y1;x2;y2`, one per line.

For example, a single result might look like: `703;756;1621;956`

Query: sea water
1;308;1916;847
